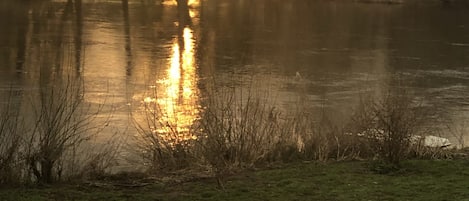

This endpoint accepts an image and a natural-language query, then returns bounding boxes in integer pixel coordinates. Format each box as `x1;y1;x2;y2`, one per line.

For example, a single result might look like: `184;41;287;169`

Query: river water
1;0;469;147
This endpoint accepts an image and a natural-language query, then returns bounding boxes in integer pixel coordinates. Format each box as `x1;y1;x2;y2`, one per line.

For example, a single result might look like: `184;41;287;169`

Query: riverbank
1;159;468;201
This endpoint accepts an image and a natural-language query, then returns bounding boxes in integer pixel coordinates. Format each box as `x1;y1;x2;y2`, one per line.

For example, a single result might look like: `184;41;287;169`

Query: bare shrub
132;88;197;172
350;91;422;167
195;86;279;188
0;94;24;184
25;76;107;183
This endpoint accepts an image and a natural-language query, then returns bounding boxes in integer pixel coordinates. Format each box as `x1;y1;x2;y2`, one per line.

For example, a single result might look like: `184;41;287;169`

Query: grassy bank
1;159;469;201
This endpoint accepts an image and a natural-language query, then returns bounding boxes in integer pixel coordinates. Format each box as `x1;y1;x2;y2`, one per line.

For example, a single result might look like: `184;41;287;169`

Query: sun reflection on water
142;26;199;145
162;0;200;7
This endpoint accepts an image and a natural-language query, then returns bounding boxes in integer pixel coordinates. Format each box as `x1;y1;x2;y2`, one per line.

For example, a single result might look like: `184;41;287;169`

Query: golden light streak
143;27;199;144
138;0;201;145
182;27;194;99
162;0;200;7
188;0;200;6
161;0;177;6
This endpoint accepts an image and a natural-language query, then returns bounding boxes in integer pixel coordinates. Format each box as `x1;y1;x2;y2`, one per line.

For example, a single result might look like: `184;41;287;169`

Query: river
1;0;469;151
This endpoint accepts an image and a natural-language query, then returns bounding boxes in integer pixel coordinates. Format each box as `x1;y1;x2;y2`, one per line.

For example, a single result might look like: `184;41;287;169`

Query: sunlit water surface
1;0;469;162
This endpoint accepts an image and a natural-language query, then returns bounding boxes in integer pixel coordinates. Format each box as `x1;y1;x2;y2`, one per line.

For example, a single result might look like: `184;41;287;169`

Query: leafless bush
195;86;280;188
350;91;423;167
132;88;196;172
0;94;24;184
25;76;107;183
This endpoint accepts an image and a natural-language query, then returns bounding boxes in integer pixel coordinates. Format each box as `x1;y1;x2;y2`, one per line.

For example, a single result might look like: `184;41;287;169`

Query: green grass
1;160;469;201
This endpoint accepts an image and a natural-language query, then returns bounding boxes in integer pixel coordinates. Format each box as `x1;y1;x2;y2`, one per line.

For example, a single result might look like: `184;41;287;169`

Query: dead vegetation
0;92;24;185
0;76;460;186
127;78;455;188
0;76;115;184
